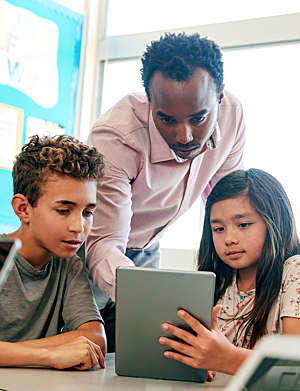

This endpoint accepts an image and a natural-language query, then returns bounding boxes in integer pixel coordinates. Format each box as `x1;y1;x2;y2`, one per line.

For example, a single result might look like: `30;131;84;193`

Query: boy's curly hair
13;135;104;206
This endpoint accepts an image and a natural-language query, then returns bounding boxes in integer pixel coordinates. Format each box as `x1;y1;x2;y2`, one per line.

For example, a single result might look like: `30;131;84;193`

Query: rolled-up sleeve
86;126;140;301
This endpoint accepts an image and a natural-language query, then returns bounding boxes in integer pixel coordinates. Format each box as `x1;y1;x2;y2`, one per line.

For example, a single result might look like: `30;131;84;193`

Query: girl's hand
158;304;241;375
207;370;216;382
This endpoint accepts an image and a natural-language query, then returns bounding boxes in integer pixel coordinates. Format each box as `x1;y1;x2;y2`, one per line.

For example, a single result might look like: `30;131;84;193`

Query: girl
159;168;300;375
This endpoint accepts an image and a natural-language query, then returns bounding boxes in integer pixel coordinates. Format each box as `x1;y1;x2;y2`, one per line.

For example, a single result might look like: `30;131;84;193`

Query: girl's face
210;194;267;274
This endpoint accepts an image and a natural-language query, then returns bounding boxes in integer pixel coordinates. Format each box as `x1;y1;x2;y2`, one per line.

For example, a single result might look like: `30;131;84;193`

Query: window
107;0;300;36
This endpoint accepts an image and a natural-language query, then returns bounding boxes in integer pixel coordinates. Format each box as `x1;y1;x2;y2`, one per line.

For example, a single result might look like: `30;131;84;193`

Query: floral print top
217;255;300;348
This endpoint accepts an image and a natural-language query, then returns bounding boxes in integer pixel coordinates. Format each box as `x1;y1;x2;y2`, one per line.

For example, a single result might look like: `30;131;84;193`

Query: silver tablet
115;266;215;383
0;237;21;291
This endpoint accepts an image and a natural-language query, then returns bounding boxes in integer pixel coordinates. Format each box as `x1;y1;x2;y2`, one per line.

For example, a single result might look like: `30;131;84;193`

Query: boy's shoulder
51;253;83;271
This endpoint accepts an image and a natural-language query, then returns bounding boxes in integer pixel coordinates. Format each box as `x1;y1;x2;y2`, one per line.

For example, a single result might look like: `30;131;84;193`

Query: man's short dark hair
141;32;224;100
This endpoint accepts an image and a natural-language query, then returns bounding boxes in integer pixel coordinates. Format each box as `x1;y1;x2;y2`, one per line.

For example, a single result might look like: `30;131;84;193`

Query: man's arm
86;157;137;301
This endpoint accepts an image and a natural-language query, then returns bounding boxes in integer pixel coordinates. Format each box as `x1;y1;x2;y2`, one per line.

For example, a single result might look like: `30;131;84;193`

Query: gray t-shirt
0;246;102;342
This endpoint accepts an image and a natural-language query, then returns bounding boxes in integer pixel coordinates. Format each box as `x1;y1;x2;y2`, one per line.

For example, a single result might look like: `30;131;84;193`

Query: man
86;33;246;351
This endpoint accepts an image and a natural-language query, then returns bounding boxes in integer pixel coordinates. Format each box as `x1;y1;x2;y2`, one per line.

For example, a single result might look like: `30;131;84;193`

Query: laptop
0;237;21;291
115;266;215;383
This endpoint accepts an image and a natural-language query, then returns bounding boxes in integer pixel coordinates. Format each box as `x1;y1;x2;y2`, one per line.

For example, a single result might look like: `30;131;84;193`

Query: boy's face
25;174;96;266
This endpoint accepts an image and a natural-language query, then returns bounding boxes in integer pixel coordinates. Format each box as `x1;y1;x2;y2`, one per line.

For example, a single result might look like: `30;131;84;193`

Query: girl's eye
212;227;224;232
239;222;252;228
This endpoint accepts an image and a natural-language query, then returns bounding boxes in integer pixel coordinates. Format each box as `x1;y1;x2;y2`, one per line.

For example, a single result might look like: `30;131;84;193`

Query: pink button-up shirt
87;91;246;300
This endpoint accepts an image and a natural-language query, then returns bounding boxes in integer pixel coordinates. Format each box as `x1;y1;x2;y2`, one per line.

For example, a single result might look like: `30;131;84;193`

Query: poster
0;0;59;108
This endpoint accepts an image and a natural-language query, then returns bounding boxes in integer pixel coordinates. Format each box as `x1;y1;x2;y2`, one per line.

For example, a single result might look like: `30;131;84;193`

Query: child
0;135;107;370
159;168;300;375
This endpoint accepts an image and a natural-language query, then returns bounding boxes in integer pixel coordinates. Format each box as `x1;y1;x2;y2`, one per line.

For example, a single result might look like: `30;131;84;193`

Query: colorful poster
0;0;59;108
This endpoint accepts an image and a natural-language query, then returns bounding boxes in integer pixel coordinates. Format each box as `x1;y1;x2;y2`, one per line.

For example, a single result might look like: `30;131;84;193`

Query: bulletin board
0;0;83;232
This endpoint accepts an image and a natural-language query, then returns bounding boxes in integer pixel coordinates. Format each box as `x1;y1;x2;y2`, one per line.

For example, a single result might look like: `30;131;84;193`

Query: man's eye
189;116;206;125
160;117;176;125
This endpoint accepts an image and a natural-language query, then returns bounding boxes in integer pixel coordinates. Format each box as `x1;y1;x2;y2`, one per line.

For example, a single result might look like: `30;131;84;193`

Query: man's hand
158;304;247;375
46;336;105;370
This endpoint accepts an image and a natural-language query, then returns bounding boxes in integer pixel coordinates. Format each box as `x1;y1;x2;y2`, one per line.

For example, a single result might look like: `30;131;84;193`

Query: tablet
0;237;21;292
115;266;215;382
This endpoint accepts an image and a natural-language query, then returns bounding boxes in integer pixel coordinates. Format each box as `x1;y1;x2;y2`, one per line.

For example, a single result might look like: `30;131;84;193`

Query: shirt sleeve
279;256;300;319
86;125;140;301
62;256;103;332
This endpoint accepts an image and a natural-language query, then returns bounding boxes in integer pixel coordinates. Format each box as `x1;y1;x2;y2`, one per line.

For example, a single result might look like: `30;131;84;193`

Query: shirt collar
149;111;221;164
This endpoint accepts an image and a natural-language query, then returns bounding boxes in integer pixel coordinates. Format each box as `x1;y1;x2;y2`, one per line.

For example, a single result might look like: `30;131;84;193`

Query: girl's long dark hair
198;169;300;348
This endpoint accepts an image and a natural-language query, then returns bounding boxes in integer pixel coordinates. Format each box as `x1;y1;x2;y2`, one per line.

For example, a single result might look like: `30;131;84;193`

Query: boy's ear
11;194;32;223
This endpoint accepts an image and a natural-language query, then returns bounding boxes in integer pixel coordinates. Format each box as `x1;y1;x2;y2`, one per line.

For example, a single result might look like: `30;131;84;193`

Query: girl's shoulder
283;255;300;269
281;255;300;286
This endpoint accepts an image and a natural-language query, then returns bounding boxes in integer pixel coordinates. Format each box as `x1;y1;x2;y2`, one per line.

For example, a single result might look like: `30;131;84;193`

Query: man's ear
218;91;224;104
11;194;32;223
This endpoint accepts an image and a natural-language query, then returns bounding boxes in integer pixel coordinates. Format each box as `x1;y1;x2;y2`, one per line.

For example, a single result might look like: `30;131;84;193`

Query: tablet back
115;266;215;382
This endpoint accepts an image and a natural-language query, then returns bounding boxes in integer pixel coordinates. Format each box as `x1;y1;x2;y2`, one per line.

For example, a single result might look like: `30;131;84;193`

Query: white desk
0;354;231;390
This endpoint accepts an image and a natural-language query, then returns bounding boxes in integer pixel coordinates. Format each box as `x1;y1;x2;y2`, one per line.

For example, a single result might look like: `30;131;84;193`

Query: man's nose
175;123;193;144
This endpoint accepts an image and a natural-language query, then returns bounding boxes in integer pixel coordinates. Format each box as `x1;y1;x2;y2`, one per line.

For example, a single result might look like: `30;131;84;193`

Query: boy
0;135;106;370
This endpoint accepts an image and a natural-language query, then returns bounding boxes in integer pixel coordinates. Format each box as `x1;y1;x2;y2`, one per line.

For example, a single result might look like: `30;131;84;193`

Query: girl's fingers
161;322;196;345
211;304;222;331
159;336;195;357
176;310;208;336
207;370;216;382
163;350;202;369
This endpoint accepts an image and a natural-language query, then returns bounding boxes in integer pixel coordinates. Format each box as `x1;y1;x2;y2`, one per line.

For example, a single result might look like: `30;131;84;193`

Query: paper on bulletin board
0;102;23;170
26;117;64;143
0;0;59;108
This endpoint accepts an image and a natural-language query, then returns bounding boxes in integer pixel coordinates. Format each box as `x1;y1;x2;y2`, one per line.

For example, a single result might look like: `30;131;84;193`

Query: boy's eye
56;209;69;215
83;210;95;217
